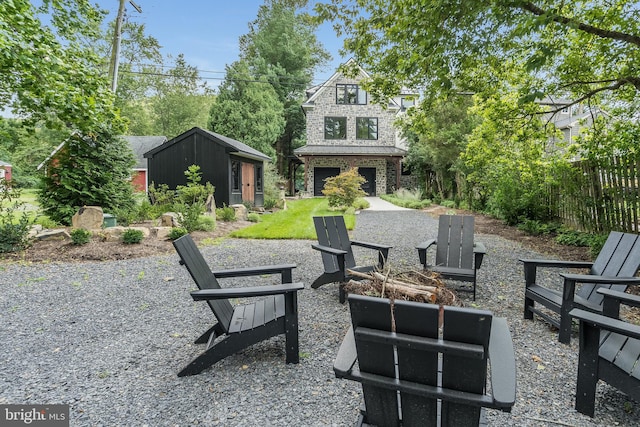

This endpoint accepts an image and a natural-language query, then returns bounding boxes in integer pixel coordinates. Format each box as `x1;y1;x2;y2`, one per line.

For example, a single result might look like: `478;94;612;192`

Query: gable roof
143;127;272;162
37;133;166;171
125;136;167;169
0;160;11;167
303;58;402;110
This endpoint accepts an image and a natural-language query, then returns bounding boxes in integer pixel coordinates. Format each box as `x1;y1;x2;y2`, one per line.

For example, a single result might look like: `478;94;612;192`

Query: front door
359;168;376;196
242;162;255;204
314;167;340;196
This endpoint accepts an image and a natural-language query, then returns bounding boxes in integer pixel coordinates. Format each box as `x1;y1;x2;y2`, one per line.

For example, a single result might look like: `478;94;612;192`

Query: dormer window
337;84;366;105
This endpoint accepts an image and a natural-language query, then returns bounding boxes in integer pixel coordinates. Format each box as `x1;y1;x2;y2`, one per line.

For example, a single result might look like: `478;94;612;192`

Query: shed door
314;167;340;196
242;162;255;203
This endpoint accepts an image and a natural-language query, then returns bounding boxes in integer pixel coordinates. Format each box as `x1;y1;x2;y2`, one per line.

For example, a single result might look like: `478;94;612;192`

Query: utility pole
108;0;142;93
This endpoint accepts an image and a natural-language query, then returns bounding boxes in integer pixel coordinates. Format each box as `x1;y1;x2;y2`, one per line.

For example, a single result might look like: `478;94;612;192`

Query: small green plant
555;229;592;246
322;168;366;209
353;198;370;210
263;198;277;210
70;228;92;245
0;180;34;253
196;215;216;231
247;212;260;222
122;228;144;244
168;227;188;240
216;204;236;222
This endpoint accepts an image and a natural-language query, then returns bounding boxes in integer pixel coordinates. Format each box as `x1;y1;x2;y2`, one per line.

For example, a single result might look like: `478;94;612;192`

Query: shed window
231;160;240;191
324;117;347;139
256;165;263;192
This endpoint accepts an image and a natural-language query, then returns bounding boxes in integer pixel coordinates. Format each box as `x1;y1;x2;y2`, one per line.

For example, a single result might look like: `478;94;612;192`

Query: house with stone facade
294;59;416;196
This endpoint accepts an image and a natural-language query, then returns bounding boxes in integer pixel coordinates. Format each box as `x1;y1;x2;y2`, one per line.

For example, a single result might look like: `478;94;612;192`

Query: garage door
314;167;340;196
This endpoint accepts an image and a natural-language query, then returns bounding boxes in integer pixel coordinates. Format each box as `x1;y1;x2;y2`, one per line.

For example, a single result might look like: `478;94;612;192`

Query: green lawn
230;198;356;239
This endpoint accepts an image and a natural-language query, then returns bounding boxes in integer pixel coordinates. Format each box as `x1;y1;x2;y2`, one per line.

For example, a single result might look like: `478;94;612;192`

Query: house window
256;165;263;192
401;97;415;109
356;117;378;140
336;84;366;105
231;160;240;191
324;117;347;139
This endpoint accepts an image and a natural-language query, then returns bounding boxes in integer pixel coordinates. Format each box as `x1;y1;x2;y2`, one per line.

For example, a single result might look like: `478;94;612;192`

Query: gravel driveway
1;209;637;426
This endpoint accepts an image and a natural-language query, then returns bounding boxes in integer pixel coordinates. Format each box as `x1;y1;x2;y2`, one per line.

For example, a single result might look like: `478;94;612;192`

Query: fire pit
343;267;462;306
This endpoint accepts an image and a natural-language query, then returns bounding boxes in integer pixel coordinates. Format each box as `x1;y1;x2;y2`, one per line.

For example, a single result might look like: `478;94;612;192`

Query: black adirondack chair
334;294;516;426
570;288;640;417
311;215;392;303
416;215;486;300
520;231;640;344
172;234;304;376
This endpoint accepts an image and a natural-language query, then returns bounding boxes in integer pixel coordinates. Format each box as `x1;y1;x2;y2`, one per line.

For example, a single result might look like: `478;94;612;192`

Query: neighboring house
537;97;605;149
0;160;11;181
126;136;168;192
37;134;166;192
144;127;271;208
294;59;416;196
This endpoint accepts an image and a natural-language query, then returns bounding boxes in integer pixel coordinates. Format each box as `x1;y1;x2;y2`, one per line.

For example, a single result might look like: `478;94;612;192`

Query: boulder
161;212;181;227
151;227;172;240
230;204;248;221
35;229;71;241
72;206;104;230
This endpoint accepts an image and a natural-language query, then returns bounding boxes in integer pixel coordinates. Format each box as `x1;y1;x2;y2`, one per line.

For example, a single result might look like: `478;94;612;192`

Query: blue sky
104;0;347;88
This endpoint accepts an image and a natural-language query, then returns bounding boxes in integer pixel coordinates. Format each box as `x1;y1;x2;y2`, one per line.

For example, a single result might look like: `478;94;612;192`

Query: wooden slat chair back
314;215;357;275
172;234;303;376
435;214;475;270
311;216;391;302
417;215;486;300
334;294;516;426
579;232;640;306
173;234;234;332
522;231;640;344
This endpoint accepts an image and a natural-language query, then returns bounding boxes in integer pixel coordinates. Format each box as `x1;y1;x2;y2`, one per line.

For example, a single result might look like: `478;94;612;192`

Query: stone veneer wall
309;157;388;195
305;74;399;147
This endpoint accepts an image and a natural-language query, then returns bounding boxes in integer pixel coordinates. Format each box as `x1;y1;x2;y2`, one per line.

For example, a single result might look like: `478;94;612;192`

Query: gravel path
1;209;637;426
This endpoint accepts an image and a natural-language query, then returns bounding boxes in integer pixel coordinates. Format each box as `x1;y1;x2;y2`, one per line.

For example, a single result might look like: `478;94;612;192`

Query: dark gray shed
144;127;271;208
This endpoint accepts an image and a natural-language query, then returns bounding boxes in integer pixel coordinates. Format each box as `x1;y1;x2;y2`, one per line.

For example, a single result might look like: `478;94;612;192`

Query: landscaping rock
72;206;104;230
231;204;248;221
161;212;181;227
34;229;71;241
151;227;172;240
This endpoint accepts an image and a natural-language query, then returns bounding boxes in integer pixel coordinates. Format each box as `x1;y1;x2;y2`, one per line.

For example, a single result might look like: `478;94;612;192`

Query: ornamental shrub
70;228;92;245
0;180;33;253
122;229;144;244
168;227;188;240
322;168;366;209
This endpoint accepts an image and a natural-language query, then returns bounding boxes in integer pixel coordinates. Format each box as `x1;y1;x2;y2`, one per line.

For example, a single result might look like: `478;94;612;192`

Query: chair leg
524;296;534;320
284;293;300;364
178;335;249;376
559;302;573;344
339;283;347;304
575;322;600;417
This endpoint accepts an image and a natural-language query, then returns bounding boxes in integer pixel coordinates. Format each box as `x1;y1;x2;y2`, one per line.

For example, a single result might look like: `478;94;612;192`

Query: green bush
0;181;33;253
122;229;144;244
247;212;260;222
196;215;216;231
174;202;205;232
168;227;188;240
555;229;593;246
353;198;370;210
263;198;278;210
322;168;366;208
70;228;92;245
216;205;236;222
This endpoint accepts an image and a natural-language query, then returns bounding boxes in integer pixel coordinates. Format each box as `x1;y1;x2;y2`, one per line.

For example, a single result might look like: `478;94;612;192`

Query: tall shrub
322;168;366;209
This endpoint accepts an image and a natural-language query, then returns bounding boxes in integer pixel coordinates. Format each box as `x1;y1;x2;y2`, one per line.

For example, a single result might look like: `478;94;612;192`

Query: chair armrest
351;240;392;251
559;273;640;285
474;242;487;269
416;239;437;251
333;326;358;379
213;264;296;279
519;259;594;269
597;288;640;308
488;317;516;409
570;308;640;340
190;282;304;300
311;243;348;257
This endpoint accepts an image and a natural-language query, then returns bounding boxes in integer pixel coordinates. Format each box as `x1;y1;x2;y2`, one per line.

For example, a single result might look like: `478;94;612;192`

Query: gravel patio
1;209;637;426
